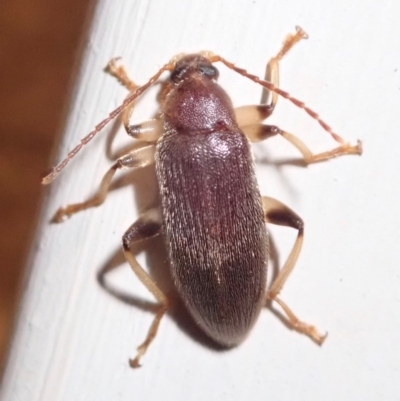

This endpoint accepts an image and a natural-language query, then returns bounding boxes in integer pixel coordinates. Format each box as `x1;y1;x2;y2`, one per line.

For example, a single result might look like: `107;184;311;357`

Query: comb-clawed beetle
44;27;362;367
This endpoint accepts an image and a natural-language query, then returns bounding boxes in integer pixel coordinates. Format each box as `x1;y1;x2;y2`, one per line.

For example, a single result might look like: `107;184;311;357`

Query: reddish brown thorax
162;54;237;135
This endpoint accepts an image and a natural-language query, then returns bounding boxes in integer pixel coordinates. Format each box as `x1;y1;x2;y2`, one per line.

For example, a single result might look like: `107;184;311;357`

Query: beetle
44;27;362;367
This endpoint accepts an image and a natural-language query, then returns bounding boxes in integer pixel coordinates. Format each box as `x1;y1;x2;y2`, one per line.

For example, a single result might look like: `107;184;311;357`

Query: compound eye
198;63;219;79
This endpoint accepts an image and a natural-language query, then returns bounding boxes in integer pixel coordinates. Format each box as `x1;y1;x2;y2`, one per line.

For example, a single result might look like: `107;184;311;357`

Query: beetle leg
262;196;327;345
106;58;139;139
106;58;163;142
235;105;275;127
122;208;169;367
213;27;359;147
52;145;155;222
263;26;308;108
277;129;362;163
125;118;163;142
241;124;362;163
106;57;138;91
235;27;308;127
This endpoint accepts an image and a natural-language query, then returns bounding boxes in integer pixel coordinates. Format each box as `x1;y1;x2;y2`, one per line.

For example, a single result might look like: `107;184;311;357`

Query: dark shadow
258;156;308;168
96;238;228;352
258;155;302;201
267;233;280;286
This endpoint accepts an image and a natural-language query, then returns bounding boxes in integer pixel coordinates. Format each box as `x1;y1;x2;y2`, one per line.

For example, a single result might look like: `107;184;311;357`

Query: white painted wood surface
2;0;400;400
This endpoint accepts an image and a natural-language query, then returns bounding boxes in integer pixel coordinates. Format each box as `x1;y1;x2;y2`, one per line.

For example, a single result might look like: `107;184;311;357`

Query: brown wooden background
0;0;93;376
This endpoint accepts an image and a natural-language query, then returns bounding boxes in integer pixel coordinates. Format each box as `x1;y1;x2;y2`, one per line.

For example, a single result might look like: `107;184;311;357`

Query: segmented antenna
43;52;348;185
210;55;346;145
42;62;174;185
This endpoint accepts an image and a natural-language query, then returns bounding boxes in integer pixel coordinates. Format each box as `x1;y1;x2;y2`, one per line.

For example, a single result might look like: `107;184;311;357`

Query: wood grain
0;0;92;375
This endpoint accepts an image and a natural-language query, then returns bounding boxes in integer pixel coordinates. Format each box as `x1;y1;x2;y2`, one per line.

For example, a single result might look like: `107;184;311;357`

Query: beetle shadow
96;226;226;353
251;147;303;203
258;155;308;168
97;244;226;352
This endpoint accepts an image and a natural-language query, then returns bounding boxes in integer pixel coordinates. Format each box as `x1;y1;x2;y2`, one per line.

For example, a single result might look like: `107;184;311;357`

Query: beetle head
170;54;219;84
